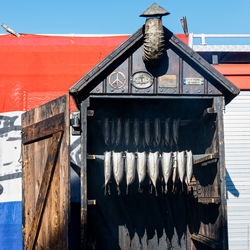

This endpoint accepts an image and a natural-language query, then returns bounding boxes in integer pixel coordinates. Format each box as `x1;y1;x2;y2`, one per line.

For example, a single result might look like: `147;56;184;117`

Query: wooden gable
70;26;239;108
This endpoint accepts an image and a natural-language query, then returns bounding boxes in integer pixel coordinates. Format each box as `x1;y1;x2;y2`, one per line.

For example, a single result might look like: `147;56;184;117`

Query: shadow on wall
226;169;239;198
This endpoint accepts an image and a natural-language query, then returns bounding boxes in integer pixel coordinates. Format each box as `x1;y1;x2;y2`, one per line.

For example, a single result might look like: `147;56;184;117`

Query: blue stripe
0;201;22;250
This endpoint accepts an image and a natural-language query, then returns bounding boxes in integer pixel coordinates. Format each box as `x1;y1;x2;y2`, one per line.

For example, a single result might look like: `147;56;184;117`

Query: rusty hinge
87;110;94;117
71;111;81;136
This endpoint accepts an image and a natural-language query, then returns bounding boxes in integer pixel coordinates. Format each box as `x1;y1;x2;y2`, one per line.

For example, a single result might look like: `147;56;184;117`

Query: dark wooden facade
69;22;239;250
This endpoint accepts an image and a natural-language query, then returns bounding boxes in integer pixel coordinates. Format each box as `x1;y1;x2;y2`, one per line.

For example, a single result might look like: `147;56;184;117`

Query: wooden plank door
22;95;70;250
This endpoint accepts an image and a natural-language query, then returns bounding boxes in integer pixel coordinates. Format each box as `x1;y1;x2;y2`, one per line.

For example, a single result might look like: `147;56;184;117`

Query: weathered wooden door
22;95;70;250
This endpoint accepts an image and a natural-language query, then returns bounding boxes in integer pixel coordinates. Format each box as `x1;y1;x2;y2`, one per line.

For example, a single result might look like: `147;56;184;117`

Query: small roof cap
140;3;170;17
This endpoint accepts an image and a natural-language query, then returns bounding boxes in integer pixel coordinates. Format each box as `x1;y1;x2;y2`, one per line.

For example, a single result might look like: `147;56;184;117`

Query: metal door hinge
70;111;81;135
87;110;94;117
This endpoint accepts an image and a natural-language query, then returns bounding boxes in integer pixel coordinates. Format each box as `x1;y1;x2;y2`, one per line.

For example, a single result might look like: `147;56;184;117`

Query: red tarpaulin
2;33;248;112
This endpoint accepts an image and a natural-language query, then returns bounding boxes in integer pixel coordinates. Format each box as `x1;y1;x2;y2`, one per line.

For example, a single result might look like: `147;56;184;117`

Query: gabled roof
70;26;240;107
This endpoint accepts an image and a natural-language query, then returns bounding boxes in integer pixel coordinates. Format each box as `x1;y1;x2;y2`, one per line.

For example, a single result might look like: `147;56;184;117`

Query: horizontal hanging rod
87;153;218;165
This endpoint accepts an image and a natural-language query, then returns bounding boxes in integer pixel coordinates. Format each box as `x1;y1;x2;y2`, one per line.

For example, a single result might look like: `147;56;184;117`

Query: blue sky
0;0;250;35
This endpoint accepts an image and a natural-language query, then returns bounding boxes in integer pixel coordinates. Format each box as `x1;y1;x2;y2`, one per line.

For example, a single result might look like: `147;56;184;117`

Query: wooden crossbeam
193;153;219;165
198;197;221;204
191;233;221;249
22;113;64;144
25;131;63;250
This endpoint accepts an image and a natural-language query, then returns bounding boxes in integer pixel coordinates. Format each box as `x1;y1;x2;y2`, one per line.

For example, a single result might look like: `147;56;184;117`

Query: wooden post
214;96;228;250
80;99;89;249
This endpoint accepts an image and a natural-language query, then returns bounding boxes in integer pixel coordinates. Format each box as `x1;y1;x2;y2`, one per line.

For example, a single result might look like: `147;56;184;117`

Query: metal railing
189;33;250;48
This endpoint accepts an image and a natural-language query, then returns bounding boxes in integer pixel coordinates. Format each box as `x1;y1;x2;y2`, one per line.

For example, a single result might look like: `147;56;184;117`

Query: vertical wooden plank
59;94;70;250
33;107;44;249
34;97;56;249
179;57;183;94
214;96;228;250
81;99;88;250
22;109;35;250
128;55;132;93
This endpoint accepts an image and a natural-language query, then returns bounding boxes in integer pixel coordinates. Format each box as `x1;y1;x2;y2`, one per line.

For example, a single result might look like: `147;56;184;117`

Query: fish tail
150;185;153;194
117;186;121;195
108;185;111;195
126;185;128;195
138;184;143;193
172;182;175;193
155;187;158;197
165;184;168;194
104;185;107;195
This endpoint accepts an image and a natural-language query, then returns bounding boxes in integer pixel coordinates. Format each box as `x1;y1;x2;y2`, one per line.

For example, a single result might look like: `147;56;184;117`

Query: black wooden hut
21;3;239;250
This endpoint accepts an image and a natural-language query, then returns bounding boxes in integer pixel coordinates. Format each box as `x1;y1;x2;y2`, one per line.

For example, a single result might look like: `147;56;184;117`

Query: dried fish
104;151;112;195
133;118;140;148
164;118;170;147
173;119;180;146
124;118;130;148
112;151;124;194
115;118;122;146
125;152;136;194
103;118;110;146
144;118;151;147
172;151;178;190
110;118;116;147
154;118;161;147
148;151;159;195
137;152;147;191
177;151;185;184
186;150;193;185
161;152;172;193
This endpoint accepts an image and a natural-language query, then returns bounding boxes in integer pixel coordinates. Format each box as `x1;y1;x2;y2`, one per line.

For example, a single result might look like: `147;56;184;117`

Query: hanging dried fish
177;151;185;184
144;118;151;147
124;118;130;148
148;151;159;196
186;150;193;185
161;152;172;193
104;151;112;195
154;118;161;147
164;118;170;147
112;151;124;194
173;119;180;147
133;118;140;149
110;118;116;147
115;118;122;146
125;152;136;194
172;151;178;191
137;152;147;192
103;118;110;146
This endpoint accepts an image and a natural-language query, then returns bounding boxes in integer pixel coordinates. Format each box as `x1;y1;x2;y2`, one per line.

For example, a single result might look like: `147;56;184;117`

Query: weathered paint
0;111;22;250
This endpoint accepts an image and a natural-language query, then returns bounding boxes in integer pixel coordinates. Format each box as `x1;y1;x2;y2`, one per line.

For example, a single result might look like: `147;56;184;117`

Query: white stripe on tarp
0;111;23;177
0;178;22;202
